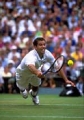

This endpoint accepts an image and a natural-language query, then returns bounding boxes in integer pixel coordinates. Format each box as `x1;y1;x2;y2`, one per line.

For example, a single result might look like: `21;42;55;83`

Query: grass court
0;93;84;120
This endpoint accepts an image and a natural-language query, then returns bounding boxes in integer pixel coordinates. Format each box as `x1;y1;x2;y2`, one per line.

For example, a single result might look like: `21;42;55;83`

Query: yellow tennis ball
67;60;74;66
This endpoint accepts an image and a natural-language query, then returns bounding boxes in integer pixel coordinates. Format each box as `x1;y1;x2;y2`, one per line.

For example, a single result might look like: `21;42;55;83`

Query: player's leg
20;89;28;99
29;86;39;105
31;85;39;96
16;71;28;99
29;76;41;105
16;82;28;99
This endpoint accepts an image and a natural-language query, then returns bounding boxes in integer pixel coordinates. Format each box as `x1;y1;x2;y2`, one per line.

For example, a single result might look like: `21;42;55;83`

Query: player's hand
66;80;75;87
37;71;44;78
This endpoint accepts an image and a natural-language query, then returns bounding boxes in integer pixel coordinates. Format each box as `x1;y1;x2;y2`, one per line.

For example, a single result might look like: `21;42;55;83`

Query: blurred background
0;0;84;95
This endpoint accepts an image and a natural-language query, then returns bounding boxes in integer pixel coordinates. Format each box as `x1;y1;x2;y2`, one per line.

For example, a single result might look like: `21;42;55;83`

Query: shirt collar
34;49;46;61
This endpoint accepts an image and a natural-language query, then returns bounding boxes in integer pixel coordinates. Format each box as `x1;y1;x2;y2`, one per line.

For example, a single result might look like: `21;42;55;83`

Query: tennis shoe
29;89;39;105
20;89;28;99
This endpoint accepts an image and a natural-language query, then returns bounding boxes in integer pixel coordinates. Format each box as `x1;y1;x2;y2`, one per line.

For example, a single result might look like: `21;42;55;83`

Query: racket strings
52;56;64;72
43;55;65;75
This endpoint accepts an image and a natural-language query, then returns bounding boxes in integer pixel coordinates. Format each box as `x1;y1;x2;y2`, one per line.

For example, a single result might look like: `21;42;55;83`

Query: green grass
0;93;84;120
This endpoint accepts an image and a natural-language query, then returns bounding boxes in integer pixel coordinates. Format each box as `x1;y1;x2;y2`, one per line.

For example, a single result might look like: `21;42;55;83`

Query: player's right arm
28;64;44;78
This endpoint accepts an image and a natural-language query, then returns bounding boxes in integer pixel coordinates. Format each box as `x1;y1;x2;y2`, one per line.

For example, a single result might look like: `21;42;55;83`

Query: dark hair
33;37;45;46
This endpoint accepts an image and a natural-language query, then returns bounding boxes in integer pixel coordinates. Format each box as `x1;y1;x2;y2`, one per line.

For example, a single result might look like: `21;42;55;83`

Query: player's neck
35;49;44;59
37;52;43;59
39;53;43;59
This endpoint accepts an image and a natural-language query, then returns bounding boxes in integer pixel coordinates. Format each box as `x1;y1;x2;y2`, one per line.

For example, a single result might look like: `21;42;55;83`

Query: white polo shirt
17;49;55;77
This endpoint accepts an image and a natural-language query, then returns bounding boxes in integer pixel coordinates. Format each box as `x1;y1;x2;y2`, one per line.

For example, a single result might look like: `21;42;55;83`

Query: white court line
0;103;84;107
0;115;84;119
41;103;84;107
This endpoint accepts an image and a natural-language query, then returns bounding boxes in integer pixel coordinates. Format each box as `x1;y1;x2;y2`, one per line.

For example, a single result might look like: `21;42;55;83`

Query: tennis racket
42;55;65;76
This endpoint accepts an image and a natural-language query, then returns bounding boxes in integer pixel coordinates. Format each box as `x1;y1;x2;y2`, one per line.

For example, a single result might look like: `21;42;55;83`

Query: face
35;40;46;57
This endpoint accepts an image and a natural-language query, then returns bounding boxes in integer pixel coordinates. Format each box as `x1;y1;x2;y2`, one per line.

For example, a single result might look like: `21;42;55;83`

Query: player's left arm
58;68;75;87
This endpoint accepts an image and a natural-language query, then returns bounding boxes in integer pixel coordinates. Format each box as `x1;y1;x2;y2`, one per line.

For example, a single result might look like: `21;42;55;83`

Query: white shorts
16;68;41;90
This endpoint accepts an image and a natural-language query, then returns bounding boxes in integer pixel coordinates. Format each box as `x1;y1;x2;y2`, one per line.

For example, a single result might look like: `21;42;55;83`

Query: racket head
43;55;65;75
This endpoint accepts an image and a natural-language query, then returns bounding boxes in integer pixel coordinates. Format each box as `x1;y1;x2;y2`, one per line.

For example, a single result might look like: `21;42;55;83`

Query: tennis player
16;37;75;105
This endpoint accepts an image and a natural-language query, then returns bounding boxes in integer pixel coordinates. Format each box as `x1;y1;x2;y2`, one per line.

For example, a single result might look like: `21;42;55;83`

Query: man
16;37;75;105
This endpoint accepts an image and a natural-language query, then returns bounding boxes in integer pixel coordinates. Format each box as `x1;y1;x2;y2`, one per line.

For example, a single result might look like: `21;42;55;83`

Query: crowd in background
0;0;84;95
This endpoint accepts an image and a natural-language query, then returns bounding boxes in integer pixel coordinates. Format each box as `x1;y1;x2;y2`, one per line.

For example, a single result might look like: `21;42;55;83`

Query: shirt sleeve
25;55;36;66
